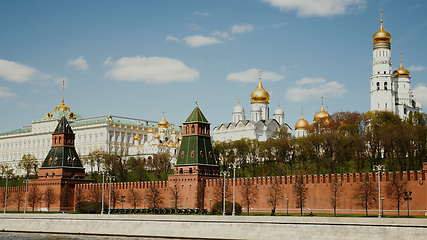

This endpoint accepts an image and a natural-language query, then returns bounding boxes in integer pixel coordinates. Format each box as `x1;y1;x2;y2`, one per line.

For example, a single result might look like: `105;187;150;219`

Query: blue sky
1;0;427;132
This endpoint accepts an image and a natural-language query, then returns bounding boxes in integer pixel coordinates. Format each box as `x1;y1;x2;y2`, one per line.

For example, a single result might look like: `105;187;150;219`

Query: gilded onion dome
158;115;169;128
250;80;270;103
373;17;391;44
314;106;331;122
393;64;411;78
54;99;71;112
295;117;309;130
133;134;141;141
147;128;155;134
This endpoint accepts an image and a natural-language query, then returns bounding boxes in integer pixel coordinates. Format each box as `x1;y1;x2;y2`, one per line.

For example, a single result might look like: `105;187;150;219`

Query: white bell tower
370;12;395;113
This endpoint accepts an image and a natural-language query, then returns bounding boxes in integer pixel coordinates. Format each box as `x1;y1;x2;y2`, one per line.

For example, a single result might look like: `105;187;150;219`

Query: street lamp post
373;164;385;218
101;172;105;215
220;171;228;216
232;163;237;216
3;174;8;214
24;179;28;214
380;197;384;217
108;175;116;215
404;191;412;217
285;197;289;216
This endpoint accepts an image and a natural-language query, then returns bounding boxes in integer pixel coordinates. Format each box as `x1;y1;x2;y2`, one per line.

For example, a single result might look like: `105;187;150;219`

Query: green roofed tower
42;116;83;169
176;105;217;166
169;105;219;209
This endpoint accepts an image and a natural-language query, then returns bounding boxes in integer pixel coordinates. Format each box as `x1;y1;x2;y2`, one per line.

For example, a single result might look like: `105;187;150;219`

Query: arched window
191;151;195;158
384;82;388;90
376;82;380;90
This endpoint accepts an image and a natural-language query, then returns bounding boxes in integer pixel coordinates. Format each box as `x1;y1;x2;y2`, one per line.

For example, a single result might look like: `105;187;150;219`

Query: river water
0;232;178;240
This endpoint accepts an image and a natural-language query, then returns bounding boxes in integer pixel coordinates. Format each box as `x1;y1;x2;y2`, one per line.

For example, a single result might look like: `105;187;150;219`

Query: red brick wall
204;171;427;215
1;170;426;215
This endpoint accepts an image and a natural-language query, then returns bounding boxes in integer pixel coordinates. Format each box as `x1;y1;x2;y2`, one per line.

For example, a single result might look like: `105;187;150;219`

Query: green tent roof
185;106;208;123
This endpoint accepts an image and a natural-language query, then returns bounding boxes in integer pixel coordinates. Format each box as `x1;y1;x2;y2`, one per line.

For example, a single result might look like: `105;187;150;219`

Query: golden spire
373;10;391;45
314;96;330;122
295;105;309;130
393;52;411;78
158;112;170;128
250;70;270;103
54;79;71;112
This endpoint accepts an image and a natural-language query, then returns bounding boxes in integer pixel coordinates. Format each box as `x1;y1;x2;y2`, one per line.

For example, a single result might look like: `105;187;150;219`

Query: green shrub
76;202;106;214
211;201;242;215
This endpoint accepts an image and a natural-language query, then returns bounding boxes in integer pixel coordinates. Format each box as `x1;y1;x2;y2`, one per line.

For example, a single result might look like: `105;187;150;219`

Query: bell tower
370;12;395;113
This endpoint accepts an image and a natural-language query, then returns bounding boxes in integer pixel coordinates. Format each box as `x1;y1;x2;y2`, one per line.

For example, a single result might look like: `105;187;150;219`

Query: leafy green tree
18;154;38;177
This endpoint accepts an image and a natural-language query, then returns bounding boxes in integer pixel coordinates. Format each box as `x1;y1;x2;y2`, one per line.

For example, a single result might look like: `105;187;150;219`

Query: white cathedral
212;80;291;142
370;15;422;118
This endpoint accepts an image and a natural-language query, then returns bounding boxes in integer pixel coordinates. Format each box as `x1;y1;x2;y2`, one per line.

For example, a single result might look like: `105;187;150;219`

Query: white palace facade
0;98;181;170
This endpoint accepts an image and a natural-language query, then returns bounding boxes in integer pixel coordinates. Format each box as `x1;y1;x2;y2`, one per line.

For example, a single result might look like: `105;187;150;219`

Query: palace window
384;82;388;90
191;151;195;157
376;82;380;90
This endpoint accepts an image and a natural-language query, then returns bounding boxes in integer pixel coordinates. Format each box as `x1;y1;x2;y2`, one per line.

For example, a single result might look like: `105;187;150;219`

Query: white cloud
211;31;233;40
296;77;327;85
67;56;89;71
166;35;180;42
263;0;366;17
105;56;199;84
414;84;427;106
0;59;38;83
183;35;222;48
408;65;427;72
227;68;284;83
287;79;347;102
193;11;210;16
0;86;15;98
231;24;254;34
270;22;288;29
189;23;202;31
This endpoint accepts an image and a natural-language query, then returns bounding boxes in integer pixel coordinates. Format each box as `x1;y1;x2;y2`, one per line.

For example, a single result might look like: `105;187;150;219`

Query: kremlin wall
1;106;426;216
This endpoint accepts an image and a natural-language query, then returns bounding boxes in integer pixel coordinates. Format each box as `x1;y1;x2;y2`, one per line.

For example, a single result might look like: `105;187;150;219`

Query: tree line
214;111;427;177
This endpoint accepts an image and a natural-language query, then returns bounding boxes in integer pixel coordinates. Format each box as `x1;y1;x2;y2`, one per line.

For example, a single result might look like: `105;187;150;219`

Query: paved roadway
0;214;426;239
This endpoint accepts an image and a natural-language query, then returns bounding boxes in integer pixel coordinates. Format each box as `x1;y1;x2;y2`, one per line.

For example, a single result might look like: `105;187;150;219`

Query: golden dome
147;128;155;133
295;117;309;130
154;135;160;139
314;107;331;122
159;129;166;133
133;134;141;141
373;19;391;44
393;65;411;78
171;131;177;134
250;81;270;103
54;99;71;112
158;115;169;128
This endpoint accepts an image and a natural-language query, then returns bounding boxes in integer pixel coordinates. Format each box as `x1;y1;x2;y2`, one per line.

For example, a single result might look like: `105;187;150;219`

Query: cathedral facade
370;15;422;118
212;80;290;142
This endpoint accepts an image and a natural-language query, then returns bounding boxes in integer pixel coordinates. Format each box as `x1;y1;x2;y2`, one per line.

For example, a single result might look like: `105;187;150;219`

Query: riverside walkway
0;214;426;240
